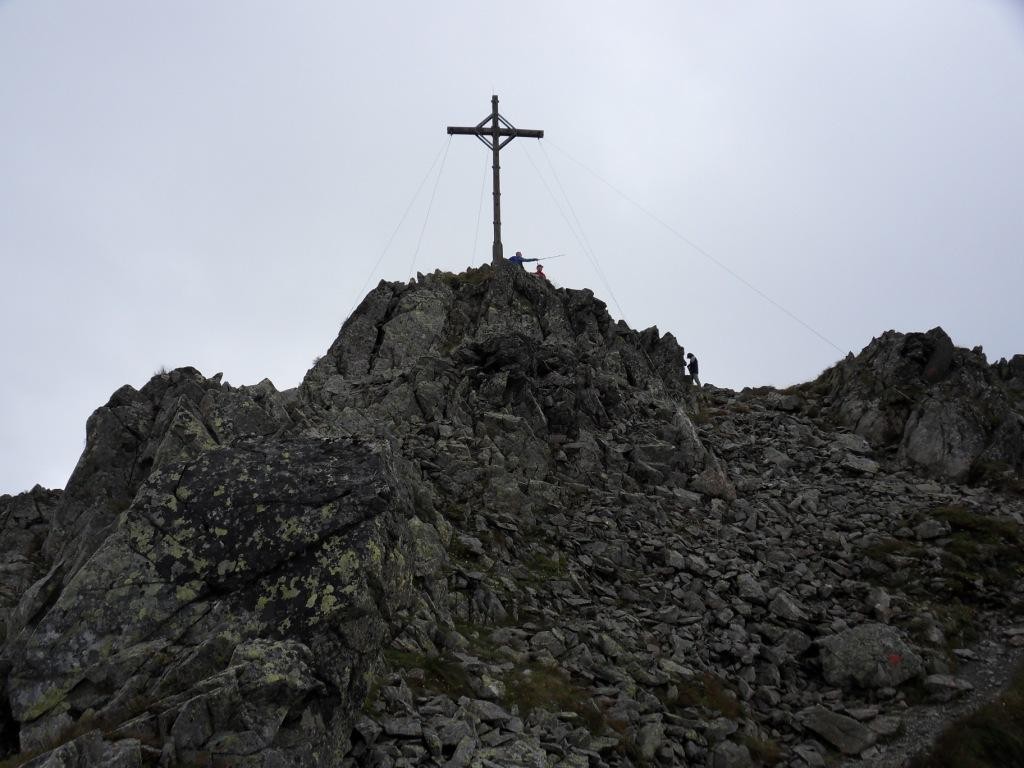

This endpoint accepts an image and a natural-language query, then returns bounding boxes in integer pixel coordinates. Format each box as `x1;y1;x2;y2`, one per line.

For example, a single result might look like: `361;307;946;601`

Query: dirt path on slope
843;631;1023;768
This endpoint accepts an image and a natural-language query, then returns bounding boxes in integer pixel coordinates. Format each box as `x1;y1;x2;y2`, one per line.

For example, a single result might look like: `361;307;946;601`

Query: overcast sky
2;1;1023;494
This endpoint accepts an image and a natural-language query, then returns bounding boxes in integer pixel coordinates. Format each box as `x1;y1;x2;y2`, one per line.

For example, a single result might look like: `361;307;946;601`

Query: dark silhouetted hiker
508;251;538;266
535;263;547;280
686;353;700;386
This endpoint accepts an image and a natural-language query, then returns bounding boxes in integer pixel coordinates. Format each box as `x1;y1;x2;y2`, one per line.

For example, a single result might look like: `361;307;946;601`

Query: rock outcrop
0;486;60;644
1;263;1022;768
811;326;1024;481
299;265;711;496
1;371;418;766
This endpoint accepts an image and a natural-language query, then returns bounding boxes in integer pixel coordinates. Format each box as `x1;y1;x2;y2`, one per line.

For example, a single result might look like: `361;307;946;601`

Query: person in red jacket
535;263;547;280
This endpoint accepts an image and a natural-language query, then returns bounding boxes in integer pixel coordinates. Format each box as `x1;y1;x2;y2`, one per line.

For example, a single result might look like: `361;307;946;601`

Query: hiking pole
536;254;565;261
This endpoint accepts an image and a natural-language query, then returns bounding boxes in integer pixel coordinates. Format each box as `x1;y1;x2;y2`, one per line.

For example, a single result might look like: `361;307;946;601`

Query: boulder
818;623;924;689
801;706;877;755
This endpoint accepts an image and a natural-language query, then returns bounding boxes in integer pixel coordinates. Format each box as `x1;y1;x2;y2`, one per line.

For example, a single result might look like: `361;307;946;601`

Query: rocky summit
1;263;1022;768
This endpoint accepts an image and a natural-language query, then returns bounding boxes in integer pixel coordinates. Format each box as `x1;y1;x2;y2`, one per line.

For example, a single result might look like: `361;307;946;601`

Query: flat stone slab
802;706;878;755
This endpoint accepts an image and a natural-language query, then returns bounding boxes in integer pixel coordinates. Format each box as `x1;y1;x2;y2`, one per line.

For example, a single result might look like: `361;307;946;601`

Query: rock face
1;263;1022;767
6;437;416;765
812;326;1024;481
1;371;419;766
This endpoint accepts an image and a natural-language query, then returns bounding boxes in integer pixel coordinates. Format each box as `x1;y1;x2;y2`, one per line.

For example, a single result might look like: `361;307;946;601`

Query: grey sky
2;1;1023;493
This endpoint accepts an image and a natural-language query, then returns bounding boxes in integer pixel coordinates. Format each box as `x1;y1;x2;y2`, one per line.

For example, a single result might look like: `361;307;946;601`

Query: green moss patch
382;649;477;701
932;506;1024;598
502;664;605;733
969;461;1024;497
932;505;1023;543
521;549;567;581
863;537;925;563
863;505;1023;615
659;672;742;719
743;733;783;765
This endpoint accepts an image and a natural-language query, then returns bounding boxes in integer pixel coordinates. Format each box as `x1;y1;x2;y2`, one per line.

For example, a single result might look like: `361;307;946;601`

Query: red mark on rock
888;653;903;665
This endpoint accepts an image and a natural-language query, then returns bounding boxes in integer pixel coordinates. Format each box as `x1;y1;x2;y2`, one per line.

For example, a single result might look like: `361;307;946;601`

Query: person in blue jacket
507;251;539;266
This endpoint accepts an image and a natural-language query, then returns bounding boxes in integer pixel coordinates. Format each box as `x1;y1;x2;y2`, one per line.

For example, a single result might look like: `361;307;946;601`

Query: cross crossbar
447;95;544;265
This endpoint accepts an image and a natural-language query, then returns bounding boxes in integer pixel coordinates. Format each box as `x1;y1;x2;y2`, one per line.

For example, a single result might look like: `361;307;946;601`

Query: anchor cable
520;143;628;321
545;139;845;354
409;136;452;278
346;137;450;321
471;150;488;262
524;143;664;374
537;141;628;321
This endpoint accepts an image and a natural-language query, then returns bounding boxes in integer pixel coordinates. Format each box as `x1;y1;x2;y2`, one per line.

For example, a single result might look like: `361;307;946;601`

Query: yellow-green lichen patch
174;581;204;603
318;587;338;616
303;576;324;611
322;546;360;580
125;519;156;556
158;536;188;561
301;582;342;627
366;537;386;569
256;576;305;614
280;579;302;601
241;524;272;552
17;679;76;722
273;504;335;545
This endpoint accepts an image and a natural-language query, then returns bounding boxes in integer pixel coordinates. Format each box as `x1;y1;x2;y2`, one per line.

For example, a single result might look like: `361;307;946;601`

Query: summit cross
447;95;543;266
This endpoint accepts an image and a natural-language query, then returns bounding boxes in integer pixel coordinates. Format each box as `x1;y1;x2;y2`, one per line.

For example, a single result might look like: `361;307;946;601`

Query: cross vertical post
448;95;544;266
489;95;502;264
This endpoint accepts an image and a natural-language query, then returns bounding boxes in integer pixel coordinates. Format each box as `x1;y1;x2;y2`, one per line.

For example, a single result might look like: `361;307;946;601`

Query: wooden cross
448;95;544;266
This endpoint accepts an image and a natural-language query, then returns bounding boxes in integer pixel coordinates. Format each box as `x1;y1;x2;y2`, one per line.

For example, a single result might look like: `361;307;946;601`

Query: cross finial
448;96;544;266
